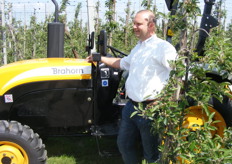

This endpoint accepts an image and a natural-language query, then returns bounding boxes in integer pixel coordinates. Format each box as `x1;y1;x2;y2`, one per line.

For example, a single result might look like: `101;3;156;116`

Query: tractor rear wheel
182;106;227;137
0;120;47;164
211;95;232;127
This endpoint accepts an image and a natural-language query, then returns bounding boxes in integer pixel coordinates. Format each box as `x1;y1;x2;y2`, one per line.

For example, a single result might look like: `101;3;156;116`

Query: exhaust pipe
47;0;64;58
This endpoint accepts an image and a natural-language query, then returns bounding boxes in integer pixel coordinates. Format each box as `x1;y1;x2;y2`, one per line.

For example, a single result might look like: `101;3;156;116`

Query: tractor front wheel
0;120;47;164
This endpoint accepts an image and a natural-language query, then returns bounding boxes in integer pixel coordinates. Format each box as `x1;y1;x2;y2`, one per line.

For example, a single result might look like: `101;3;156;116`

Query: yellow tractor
0;0;230;163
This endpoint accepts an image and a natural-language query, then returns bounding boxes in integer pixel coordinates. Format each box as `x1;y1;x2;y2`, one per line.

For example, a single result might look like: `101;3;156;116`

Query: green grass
44;136;124;164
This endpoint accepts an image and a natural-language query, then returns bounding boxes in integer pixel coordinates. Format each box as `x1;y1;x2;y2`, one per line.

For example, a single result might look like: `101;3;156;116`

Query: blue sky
3;0;232;26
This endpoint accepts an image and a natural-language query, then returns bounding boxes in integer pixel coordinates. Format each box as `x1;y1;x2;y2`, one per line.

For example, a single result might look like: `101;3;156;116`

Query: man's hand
86;55;121;69
86;53;101;62
86;55;93;63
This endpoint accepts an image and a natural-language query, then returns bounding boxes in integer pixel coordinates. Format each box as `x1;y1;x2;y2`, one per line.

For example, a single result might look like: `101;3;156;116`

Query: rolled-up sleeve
120;51;134;71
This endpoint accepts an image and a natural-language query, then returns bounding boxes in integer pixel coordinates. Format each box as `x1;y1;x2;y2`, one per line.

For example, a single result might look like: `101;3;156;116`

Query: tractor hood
0;58;91;96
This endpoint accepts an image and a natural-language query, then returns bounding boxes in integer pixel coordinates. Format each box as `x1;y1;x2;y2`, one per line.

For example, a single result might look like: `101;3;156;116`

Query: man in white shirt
87;10;177;164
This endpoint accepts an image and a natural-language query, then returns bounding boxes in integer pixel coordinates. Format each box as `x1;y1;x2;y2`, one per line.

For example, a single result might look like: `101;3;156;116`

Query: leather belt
130;99;154;107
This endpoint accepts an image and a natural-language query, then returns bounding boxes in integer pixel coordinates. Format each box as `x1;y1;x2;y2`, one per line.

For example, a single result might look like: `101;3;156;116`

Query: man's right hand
86;55;93;63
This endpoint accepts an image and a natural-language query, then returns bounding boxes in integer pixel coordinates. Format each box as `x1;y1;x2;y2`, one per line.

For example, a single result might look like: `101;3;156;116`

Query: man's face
133;12;151;41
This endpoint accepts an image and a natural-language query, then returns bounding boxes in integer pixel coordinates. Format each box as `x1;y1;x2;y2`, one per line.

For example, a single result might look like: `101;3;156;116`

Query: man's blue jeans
117;100;159;164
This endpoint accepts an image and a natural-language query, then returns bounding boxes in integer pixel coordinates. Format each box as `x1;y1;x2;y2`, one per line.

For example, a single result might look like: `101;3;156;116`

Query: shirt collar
138;34;157;45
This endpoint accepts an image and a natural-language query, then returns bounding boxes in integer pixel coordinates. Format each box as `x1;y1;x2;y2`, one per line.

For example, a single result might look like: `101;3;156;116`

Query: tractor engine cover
0;58;93;134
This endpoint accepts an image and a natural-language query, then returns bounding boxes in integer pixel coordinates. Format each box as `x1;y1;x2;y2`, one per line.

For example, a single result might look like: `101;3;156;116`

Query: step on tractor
0;0;231;163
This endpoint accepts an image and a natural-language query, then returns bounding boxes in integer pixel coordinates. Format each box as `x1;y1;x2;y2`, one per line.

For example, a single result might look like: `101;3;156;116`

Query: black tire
211;96;232;127
0;120;47;164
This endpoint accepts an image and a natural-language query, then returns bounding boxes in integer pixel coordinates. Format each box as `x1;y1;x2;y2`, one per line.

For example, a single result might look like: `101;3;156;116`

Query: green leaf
130;111;137;118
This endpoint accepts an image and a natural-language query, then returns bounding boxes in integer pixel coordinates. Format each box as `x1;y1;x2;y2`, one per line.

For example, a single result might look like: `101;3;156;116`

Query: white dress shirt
120;35;177;102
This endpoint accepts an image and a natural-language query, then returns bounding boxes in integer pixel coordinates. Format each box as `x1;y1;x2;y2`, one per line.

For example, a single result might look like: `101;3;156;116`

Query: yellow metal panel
0;58;92;96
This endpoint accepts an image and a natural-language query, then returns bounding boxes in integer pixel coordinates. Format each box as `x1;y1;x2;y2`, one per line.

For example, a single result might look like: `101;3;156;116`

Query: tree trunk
124;0;131;47
108;0;116;46
95;1;100;33
1;0;7;64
